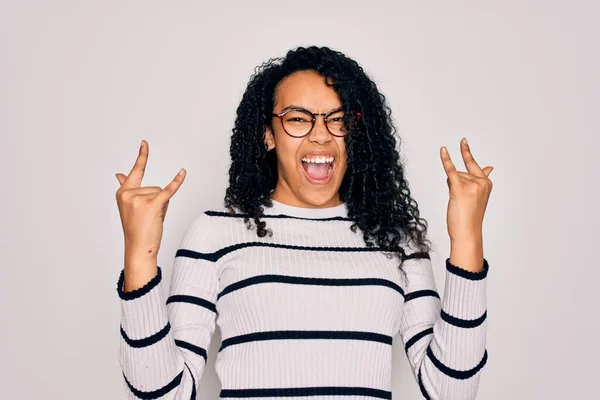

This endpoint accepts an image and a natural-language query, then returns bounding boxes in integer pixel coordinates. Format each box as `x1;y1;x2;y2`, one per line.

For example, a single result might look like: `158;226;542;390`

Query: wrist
449;238;484;273
122;264;158;293
125;245;158;263
123;246;159;292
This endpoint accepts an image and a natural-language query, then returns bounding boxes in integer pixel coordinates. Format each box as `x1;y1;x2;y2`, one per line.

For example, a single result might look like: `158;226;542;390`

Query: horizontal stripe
176;242;393;263
217;274;404;300
417;366;431;400
427;346;488;380
404;289;440;302
441;309;487;328
405;327;433;352
167;294;217;313
205;209;355;222
184;362;196;400
120;322;170;348
446;257;489;280
117;266;162;301
216;339;391;384
175;339;208;362
219;386;392;399
219;330;393;351
123;369;182;399
403;251;431;261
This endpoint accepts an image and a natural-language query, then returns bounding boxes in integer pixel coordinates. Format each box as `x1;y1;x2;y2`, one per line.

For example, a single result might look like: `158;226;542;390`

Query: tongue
303;162;330;180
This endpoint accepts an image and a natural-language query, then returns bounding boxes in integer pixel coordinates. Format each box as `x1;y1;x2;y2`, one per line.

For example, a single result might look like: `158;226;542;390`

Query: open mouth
300;155;335;185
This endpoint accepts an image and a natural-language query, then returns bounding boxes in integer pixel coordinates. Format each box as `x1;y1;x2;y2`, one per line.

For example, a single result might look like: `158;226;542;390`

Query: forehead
274;70;341;111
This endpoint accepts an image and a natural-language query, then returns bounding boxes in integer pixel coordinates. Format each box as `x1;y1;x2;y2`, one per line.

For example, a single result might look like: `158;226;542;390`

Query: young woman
115;46;493;400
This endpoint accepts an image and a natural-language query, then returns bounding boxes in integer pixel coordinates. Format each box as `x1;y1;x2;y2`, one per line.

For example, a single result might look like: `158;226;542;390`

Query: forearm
418;256;488;399
117;266;193;399
400;252;489;400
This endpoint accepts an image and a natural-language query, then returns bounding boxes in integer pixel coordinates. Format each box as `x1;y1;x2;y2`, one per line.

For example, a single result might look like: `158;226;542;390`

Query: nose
307;115;332;145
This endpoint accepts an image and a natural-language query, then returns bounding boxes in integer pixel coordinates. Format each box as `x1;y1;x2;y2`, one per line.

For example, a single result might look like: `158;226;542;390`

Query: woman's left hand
440;137;494;242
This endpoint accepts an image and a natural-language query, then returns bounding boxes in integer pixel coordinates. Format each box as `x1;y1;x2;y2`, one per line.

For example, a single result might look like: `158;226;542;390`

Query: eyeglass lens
282;109;347;137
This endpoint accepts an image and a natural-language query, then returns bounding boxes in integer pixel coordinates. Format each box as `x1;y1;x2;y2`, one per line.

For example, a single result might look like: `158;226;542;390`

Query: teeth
302;156;334;163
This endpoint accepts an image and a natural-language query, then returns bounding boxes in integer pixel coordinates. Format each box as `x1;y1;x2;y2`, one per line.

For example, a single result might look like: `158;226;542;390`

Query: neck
270;189;343;209
265;192;348;219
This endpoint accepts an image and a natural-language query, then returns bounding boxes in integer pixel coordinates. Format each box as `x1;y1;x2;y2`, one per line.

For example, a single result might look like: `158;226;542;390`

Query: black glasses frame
271;106;362;138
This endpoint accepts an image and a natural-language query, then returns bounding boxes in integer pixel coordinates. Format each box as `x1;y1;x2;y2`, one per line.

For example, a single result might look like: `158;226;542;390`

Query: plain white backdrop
1;0;598;398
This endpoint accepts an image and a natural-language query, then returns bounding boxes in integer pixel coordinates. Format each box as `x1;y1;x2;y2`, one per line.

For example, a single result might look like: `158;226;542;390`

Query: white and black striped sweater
117;199;489;399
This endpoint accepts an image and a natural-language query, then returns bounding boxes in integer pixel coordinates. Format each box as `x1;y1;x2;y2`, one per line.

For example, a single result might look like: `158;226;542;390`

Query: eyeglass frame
271;106;362;138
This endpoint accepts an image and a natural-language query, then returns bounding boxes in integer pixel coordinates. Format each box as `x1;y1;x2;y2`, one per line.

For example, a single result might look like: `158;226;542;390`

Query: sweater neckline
264;198;348;219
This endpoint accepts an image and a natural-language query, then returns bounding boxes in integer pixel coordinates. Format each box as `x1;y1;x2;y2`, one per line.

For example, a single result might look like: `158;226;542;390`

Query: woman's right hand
115;140;186;289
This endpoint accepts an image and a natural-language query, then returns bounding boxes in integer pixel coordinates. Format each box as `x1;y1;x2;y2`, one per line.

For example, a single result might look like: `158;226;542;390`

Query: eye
284;110;312;123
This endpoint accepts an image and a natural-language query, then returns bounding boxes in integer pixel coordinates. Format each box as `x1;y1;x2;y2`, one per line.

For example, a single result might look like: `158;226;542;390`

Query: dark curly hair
224;45;433;273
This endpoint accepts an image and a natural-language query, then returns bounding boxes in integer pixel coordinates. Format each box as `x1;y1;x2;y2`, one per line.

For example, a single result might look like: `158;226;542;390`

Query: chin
296;185;343;207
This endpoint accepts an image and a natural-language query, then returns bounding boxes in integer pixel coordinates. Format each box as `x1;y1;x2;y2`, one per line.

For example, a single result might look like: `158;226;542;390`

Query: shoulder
179;206;249;252
184;207;235;234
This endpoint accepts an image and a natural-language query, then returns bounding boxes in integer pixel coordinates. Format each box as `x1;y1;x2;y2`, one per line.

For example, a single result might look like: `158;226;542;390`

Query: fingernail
140;140;144;149
463;137;468;145
442;146;447;154
178;168;185;175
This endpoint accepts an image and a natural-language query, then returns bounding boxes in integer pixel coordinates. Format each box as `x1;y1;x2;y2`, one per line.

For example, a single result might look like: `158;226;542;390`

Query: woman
115;46;493;400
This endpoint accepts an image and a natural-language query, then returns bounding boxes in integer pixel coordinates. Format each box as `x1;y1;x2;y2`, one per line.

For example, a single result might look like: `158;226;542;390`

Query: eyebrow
281;105;343;113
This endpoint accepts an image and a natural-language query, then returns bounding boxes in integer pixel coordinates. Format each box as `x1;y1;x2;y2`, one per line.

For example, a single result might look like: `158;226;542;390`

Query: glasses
272;106;362;138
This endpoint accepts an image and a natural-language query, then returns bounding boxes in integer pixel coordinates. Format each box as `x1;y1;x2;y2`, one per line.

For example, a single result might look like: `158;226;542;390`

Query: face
264;70;348;208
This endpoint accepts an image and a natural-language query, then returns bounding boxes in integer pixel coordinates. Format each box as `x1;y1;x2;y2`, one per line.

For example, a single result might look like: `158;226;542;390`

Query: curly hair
223;45;433;273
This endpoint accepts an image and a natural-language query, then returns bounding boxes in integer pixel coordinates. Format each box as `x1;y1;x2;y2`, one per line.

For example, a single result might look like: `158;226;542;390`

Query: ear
264;124;276;151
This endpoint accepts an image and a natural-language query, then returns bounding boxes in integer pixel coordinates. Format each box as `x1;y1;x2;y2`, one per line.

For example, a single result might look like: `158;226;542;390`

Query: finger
123;186;163;196
116;171;159;191
154;168;186;205
447;172;478;186
460;137;486;177
116;174;163;197
456;171;479;181
483;166;494;177
116;173;126;186
440;146;460;187
122;140;149;189
117;174;164;200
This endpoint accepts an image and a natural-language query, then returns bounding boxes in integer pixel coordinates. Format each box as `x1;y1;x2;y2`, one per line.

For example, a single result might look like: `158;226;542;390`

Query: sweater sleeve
116;213;219;399
398;252;489;400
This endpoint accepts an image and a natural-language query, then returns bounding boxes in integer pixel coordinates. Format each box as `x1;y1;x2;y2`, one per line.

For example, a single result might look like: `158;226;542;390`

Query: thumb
483;166;494;177
115;173;127;186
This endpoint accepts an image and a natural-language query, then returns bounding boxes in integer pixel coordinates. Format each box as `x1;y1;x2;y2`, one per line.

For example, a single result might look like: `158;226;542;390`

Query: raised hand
115;140;186;290
440;137;493;243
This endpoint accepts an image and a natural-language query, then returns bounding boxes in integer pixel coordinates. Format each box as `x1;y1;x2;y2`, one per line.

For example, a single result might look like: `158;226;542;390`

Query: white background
0;0;598;398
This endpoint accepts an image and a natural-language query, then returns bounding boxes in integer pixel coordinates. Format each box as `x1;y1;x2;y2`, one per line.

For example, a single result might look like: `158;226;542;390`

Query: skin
115;140;186;291
114;79;495;293
264;70;348;208
442;138;494;273
264;71;495;272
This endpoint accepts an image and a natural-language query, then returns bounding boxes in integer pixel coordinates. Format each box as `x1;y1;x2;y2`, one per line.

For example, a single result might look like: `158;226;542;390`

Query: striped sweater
117;199;489;399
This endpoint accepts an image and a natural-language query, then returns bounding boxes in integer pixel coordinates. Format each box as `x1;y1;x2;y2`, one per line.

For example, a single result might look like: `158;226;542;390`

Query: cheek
337;158;348;177
337;147;348;171
276;145;301;177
